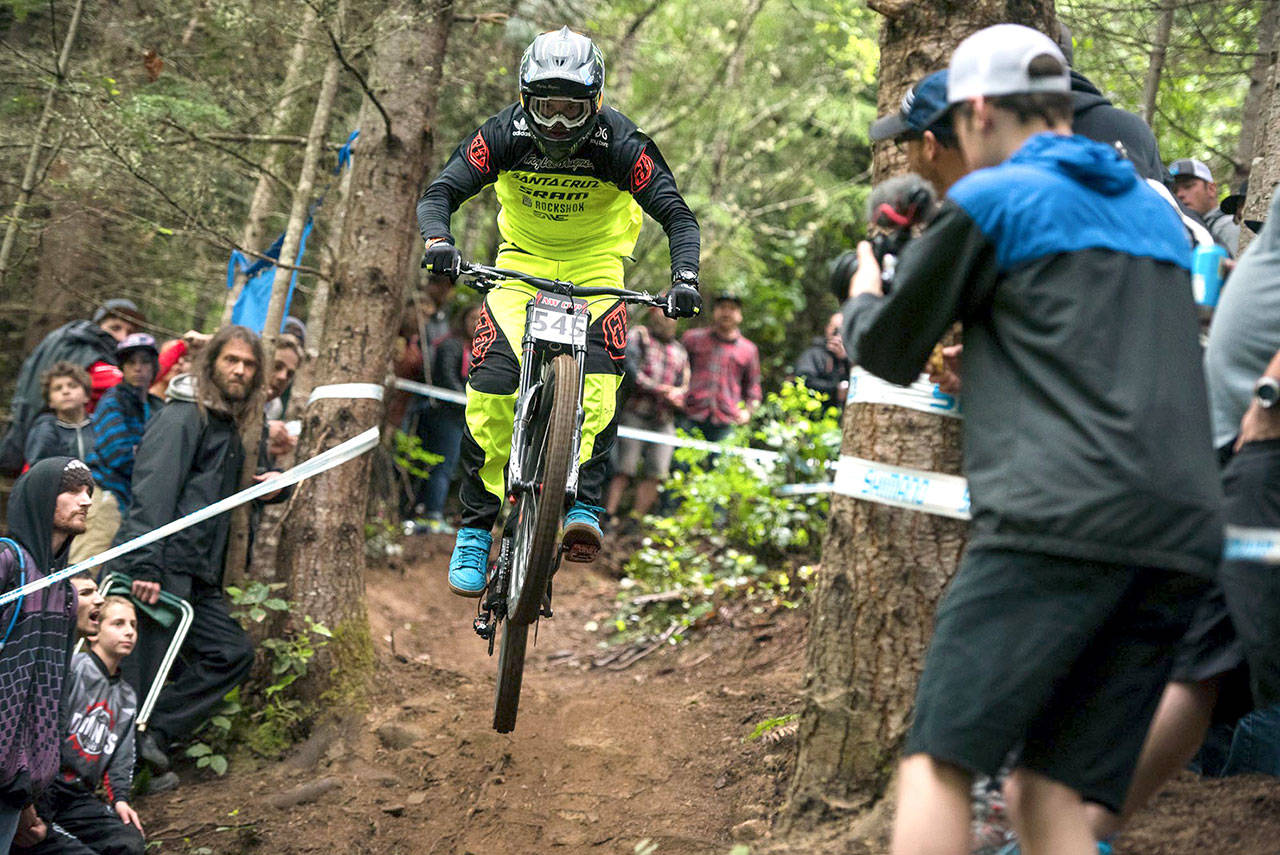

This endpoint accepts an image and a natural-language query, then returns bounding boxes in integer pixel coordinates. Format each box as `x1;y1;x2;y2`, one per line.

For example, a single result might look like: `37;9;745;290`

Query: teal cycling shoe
448;527;492;597
561;502;604;563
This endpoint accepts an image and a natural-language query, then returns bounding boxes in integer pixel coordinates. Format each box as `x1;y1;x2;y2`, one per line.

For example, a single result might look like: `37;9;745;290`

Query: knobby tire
508;353;579;626
492;353;579;731
493;618;527;733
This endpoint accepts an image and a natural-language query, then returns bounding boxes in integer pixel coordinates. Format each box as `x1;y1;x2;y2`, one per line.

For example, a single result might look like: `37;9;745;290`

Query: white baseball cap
1169;158;1214;183
946;24;1070;104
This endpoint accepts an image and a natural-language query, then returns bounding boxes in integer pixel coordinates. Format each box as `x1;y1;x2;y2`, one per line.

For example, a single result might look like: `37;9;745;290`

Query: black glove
664;270;701;319
424;241;462;281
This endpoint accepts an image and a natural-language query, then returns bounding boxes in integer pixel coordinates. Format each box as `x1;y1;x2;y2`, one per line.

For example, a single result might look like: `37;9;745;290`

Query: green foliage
614;381;837;641
185;586;331;774
393;429;442;481
1060;0;1257;180
745;712;798;742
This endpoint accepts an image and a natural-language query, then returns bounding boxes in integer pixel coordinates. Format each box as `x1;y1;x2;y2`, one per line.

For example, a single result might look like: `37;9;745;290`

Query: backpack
0;537;27;652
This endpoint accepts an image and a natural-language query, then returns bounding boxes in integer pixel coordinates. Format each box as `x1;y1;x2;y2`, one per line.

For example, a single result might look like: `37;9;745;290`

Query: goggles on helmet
525;96;594;130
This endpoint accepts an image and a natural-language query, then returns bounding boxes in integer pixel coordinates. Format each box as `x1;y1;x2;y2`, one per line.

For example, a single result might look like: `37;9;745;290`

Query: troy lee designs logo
631;151;655;191
67;701;120;761
466;134;491;173
519;152;593;171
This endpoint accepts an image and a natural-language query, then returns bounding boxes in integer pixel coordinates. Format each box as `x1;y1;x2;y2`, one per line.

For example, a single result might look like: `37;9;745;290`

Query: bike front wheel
508;353;579;626
492;617;528;733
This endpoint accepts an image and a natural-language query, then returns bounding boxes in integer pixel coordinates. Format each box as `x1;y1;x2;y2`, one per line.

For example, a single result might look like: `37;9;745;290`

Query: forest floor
136;534;1280;855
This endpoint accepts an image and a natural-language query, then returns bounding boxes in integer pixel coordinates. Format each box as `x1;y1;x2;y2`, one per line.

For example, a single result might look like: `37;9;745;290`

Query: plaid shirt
681;327;763;426
624;326;689;422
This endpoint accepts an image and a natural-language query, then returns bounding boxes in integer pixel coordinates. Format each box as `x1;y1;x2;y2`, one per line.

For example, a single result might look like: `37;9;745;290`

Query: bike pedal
473;616;495;640
539;600;554;619
562;541;599;563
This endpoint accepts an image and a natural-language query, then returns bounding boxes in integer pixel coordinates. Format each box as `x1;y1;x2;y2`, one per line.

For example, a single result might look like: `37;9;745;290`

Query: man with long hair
110;325;272;790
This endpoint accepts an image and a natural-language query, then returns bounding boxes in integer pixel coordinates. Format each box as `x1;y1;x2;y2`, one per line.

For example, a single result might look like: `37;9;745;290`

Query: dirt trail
136;534;1280;855
139;535;804;854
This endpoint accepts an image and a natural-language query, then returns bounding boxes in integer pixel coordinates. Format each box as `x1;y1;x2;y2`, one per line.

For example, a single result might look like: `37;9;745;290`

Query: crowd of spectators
0;302;297;851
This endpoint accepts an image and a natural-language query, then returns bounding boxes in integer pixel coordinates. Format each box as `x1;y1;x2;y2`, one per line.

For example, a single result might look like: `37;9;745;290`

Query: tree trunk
0;0;85;285
222;5;320;326
224;0;347;587
781;0;1055;835
275;0;454;705
1141;0;1176;126
1235;0;1280;187
1241;9;1280;256
23;201;106;353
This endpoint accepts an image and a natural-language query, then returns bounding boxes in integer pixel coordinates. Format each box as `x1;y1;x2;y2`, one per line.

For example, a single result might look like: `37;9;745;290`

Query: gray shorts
615;411;675;479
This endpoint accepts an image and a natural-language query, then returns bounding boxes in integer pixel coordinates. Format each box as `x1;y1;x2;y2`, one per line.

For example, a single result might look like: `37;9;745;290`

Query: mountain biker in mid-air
417;26;702;598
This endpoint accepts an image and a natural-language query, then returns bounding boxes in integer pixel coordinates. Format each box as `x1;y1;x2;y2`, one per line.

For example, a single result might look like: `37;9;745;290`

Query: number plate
528;291;589;347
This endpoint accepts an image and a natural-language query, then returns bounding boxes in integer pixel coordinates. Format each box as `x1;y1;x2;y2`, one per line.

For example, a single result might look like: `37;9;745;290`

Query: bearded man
112;325;278;789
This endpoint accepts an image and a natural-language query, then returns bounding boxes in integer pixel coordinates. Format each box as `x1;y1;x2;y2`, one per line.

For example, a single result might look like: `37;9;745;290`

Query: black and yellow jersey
417;104;700;275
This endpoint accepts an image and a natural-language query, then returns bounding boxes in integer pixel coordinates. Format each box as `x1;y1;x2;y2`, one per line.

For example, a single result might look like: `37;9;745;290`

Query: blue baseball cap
869;70;953;142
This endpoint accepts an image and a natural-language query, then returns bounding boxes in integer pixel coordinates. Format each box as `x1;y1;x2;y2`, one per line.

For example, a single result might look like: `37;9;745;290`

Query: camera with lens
828;173;938;301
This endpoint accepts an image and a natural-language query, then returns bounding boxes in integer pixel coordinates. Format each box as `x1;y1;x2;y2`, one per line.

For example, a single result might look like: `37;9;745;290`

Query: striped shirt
85;384;154;507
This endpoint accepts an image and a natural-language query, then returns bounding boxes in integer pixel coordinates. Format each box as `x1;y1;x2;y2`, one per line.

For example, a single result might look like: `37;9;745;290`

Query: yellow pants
457;249;629;529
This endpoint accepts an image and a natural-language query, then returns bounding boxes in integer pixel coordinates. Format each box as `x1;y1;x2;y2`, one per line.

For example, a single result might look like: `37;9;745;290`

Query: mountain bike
456;259;665;733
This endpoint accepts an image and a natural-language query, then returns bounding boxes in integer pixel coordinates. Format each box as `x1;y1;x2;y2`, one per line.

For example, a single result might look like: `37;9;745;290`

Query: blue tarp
226;218;313;333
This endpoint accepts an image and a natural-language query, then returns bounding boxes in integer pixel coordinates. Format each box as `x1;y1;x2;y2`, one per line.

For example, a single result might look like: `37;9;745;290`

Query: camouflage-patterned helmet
518;27;605;162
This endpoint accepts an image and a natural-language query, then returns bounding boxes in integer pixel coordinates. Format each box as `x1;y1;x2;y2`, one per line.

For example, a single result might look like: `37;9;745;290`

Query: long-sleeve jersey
417;104;700;275
58;651;136;804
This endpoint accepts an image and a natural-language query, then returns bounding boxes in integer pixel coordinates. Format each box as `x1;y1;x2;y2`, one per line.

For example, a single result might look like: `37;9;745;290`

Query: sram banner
832;454;971;520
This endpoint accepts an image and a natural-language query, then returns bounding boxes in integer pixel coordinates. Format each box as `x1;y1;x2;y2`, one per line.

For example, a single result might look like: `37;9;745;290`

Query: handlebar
457;261;666;307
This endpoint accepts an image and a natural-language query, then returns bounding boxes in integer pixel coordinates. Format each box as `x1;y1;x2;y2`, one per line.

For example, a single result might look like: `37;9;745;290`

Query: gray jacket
1203;207;1242;257
59;651;136;803
1205;192;1280;446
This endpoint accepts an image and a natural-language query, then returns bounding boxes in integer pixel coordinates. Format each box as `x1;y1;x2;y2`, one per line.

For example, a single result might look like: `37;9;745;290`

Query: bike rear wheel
492;616;527;733
508;353;579;626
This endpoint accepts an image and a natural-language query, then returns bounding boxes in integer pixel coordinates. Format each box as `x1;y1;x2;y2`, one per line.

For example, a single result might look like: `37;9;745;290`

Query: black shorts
1218;439;1280;709
1168;584;1253;725
905;547;1206;813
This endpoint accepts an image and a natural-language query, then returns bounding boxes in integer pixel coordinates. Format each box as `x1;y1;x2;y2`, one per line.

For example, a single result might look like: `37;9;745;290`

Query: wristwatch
1254;376;1280;409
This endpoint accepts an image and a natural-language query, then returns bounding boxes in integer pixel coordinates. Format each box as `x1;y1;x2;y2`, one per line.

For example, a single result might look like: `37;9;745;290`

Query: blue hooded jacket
845;133;1223;577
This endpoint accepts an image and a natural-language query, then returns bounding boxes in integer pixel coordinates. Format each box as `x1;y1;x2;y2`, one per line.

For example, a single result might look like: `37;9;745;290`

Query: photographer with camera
842;26;1223;855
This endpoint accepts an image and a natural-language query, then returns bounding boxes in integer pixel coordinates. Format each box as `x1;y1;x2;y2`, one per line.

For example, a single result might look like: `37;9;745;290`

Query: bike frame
507;292;589;508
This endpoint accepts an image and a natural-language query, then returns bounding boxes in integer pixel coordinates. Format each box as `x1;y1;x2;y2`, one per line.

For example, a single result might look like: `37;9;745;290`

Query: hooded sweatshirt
1204;191;1280;447
844;133;1223;577
0;457;78;809
52;650;136;805
1070;71;1166;184
24;413;95;466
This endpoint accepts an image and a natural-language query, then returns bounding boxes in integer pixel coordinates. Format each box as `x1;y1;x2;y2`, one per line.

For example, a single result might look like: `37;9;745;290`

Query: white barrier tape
0;426;381;606
308;383;385;406
848;367;961;418
393;378;780;464
833;454;971;520
775;482;834;496
393;378;466;406
1224;525;1280;564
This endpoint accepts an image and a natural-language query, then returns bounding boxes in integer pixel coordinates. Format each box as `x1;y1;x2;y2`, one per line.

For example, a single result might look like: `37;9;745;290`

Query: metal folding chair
99;573;195;733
